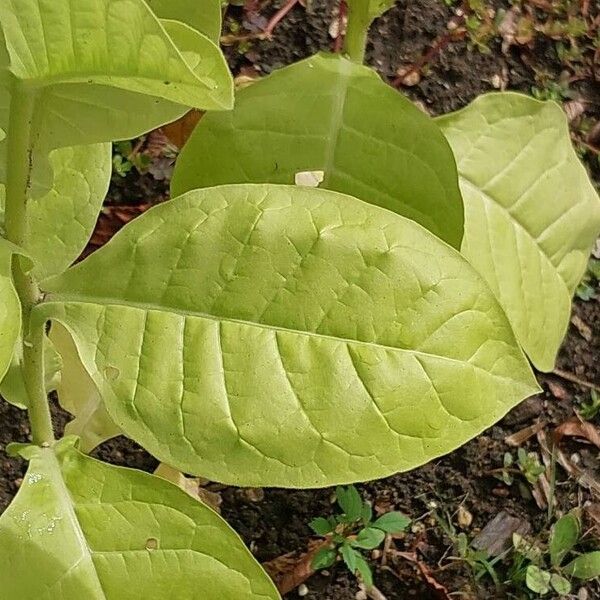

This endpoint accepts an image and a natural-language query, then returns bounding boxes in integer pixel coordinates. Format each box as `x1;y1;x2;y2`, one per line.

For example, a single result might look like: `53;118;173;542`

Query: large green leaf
0;237;20;382
147;0;223;43
172;53;464;249
437;93;600;371
0;438;280;599
38;184;538;488
0;0;233;193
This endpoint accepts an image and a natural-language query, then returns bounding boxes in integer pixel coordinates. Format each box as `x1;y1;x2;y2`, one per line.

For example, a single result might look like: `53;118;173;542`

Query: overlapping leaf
50;322;121;452
172;53;464;248
147;0;223;42
38;184;537;488
0;0;233;192
437;93;600;371
0;438;280;599
0;238;20;382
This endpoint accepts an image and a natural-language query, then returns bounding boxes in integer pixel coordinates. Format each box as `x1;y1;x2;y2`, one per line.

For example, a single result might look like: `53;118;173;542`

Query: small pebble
578;588;588;600
571;453;581;465
298;584;309;597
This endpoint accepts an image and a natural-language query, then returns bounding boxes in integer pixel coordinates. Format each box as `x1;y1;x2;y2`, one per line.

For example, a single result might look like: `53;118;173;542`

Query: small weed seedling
310;486;410;588
580;390;600;421
509;513;600;597
496;449;546;489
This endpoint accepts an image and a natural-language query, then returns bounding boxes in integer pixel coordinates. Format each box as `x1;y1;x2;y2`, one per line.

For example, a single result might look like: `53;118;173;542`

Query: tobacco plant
0;0;598;598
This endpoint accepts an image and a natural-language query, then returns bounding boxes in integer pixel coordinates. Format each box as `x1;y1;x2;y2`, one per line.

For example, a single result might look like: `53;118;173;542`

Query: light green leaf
0;0;233;193
550;513;580;567
372;511;410;533
526;565;551;594
0;333;61;410
312;547;337;570
310;517;334;536
38;184;538;488
565;551;600;580
550;573;571;596
0;438;280;599
0;238;20;383
25;144;110;281
347;0;395;21
353;527;385;549
354;552;373;588
50;322;121;453
437;92;600;371
341;543;358;573
147;0;223;42
172;53;464;249
336;486;363;521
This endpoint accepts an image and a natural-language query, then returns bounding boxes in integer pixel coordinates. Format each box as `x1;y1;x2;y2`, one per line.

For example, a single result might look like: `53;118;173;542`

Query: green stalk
4;82;54;446
343;3;369;64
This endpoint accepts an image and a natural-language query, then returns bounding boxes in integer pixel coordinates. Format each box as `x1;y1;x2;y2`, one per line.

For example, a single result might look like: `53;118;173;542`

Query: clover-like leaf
0;0;233;193
437;93;600;371
38;184;538;488
0;438;280;599
147;0;223;42
172;53;464;248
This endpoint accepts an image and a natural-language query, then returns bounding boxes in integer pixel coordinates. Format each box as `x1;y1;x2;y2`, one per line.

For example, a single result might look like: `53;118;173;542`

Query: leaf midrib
42;294;529;386
43;449;108;600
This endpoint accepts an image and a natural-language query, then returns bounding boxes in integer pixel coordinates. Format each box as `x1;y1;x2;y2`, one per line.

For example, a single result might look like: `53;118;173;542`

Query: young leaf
525;565;551;595
50;322;121;453
372;511;411;533
0;239;21;382
354;553;374;588
549;513;580;567
2;144;111;282
312;547;337;570
37;184;538;488
347;0;396;21
172;53;464;249
0;438;280;599
310;517;334;536
341;543;358;573
336;486;363;521
146;0;223;42
353;527;385;549
437;93;600;371
550;573;571;596
564;552;600;580
361;501;373;525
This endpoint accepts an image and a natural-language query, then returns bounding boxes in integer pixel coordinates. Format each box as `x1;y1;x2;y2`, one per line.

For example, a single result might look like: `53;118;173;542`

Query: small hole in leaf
145;537;159;551
104;366;120;381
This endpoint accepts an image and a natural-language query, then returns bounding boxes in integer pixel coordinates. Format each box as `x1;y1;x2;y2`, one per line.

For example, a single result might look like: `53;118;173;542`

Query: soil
1;1;600;599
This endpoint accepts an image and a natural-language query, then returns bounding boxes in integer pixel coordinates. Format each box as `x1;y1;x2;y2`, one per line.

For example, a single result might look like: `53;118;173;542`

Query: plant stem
4;82;54;445
343;3;368;64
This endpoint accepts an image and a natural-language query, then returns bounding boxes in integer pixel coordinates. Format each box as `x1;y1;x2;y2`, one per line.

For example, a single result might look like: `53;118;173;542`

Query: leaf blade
172;53;464;248
437;92;600;371
0;439;280;599
39;184;538;488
